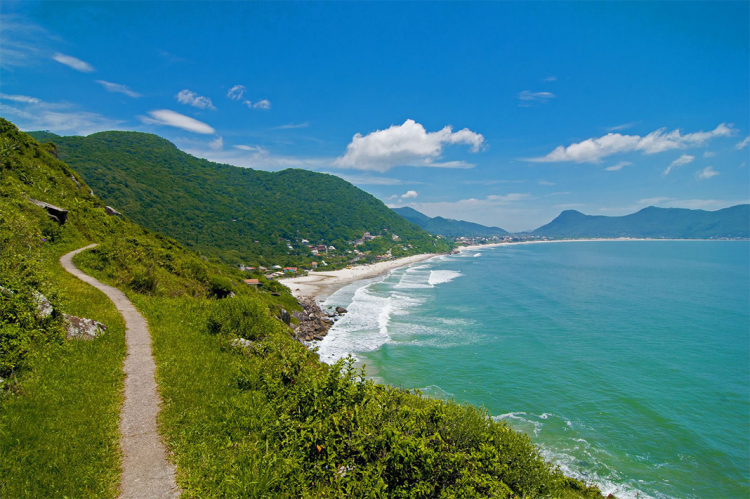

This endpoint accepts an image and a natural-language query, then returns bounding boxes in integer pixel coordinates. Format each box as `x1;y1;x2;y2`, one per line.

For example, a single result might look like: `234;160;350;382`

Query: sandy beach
281;253;438;300
283;238;726;300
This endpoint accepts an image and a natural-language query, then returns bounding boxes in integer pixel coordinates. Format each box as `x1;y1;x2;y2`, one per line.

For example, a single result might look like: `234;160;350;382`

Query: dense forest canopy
31;131;451;266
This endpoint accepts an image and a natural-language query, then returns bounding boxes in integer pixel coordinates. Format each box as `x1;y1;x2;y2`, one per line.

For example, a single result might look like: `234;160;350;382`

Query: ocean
318;241;750;498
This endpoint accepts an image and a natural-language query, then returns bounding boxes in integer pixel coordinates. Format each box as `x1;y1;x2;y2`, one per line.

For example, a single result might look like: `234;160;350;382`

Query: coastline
282;238;743;301
281;253;439;301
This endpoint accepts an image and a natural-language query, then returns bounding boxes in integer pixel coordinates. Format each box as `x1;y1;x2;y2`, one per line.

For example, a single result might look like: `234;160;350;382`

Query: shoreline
282;238;746;301
281;253;439;301
457;236;746;252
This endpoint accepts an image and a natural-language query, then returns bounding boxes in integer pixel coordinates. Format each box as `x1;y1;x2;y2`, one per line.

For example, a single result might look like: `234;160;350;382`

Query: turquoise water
319;241;750;498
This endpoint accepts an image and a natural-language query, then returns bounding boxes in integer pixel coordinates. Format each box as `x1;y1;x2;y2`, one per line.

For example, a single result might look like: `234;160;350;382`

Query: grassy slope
31;130;452;266
0;241;126;498
0;119;297;497
3;119;602;498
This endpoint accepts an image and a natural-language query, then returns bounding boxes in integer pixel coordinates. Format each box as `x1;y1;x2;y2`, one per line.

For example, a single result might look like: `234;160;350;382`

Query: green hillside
394;206;509;238
533;205;750;239
31;131;450;266
3;118;601;497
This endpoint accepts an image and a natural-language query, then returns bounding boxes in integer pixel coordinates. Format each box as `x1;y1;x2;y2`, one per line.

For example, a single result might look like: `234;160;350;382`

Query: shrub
206;295;284;341
208;275;234;298
129;266;158;294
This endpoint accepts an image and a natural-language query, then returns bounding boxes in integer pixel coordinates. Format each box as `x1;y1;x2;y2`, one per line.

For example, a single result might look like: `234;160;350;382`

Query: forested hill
393;206;508;238
532;205;750;239
31;131;449;265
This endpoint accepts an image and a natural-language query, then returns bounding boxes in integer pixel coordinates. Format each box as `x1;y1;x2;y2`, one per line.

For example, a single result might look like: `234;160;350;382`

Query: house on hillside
311;262;318;269
283;267;298;274
244;279;260;285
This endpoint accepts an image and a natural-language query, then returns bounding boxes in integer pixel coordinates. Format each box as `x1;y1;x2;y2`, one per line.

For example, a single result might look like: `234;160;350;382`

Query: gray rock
279;308;291;325
33;291;53;319
27;198;68;224
335;306;348;314
231;337;254;349
64;314;107;340
105;206;123;217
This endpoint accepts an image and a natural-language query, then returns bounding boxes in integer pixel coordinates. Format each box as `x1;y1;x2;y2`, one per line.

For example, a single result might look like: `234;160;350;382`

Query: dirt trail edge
61;244;179;499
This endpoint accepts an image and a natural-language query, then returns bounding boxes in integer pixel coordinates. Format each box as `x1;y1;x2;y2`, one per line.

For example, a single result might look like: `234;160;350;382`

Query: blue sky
1;1;748;231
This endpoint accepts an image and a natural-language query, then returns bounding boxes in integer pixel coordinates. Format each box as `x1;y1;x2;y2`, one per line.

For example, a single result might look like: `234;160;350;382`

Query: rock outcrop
64;314;107;340
105;205;123;217
292;297;335;342
27;198;68;224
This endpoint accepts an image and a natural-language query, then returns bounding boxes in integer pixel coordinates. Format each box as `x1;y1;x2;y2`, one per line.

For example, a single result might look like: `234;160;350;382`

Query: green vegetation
119;294;602;498
31;130;452;267
0;118;296;497
3;119;602;497
393;206;509;238
532;206;750;239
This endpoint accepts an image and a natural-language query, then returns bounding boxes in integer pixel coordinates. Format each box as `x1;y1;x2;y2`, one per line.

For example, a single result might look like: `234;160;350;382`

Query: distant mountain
532;205;750;239
31;131;450;265
393;207;508;238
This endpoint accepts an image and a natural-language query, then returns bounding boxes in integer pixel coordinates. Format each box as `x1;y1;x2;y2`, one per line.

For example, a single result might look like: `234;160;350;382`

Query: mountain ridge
393;206;509;238
532;205;749;239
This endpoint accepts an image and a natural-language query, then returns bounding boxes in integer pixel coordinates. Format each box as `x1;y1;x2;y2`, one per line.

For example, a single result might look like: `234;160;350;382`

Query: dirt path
61;244;179;499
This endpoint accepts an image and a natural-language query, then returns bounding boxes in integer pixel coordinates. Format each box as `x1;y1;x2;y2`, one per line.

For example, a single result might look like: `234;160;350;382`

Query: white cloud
0;18;49;69
605;161;632;171
401;190;418;199
254;99;271;110
606;122;637;132
328;174;420;186
333;119;485;172
96;80;140;98
0;93;41;104
243;99;272;110
663;154;694;176
703;151;715;158
233;144;267;152
273;122;309;130
531;123;735;163
0;102;120;135
637;197;673;206
183;143;332;171
52;52;94;72
546;191;570;197
226;85;245;100
517;91;555;106
696;166;719;180
176;90;215;110
541;75;557;82
737;136;750;150
139;109;215;134
209;136;223;151
538;180;555;186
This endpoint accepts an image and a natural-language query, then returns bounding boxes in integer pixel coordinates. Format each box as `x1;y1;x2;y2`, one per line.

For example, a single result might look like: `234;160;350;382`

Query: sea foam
428;270;462;286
